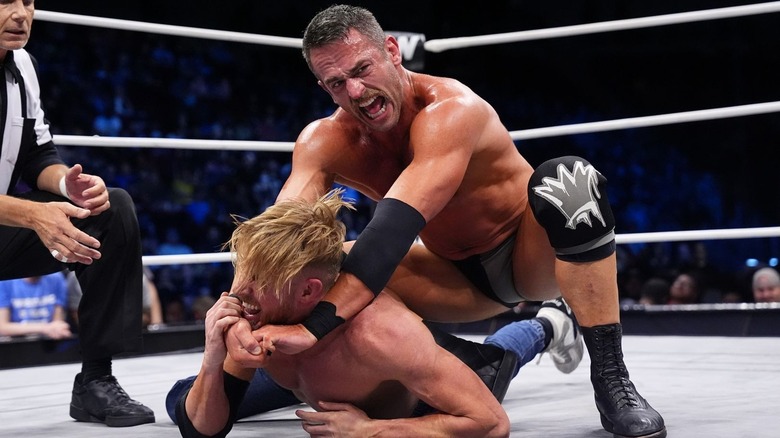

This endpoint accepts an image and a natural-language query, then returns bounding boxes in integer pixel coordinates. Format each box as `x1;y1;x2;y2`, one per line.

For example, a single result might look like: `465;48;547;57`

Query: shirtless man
175;191;582;437
228;5;665;438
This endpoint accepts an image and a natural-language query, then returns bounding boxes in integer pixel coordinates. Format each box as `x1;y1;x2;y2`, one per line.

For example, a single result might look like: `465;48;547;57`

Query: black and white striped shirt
1;48;62;195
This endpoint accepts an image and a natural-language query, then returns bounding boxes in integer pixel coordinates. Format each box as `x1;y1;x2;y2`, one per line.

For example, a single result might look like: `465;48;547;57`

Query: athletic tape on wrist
58;176;69;199
341;198;426;295
302;301;344;340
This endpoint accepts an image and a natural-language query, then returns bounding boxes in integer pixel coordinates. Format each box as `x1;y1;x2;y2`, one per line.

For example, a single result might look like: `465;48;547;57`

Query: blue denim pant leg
484;319;547;378
165;368;302;424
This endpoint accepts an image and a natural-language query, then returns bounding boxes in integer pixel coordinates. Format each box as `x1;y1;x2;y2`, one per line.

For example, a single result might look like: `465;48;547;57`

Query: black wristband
341;198;426;295
302;301;345;340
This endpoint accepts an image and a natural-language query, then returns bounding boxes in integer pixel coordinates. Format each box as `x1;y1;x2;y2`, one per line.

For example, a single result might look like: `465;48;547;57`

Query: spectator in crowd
752;267;780;303
190;294;217;322
66;267;163;330
667;272;700;305
638;277;671;306
164;295;188;324
0;1;153;427
142;267;164;327
0;272;72;339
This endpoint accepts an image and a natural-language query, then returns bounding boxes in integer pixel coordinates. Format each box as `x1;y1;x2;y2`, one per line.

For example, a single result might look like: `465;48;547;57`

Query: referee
0;0;154;427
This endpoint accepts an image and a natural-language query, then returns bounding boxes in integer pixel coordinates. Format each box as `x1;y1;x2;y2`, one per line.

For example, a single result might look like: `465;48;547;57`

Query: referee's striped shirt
1;48;62;196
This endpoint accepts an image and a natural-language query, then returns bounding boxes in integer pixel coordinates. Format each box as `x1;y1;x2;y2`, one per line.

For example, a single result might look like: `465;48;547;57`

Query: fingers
50;249;69;263
259;334;277;356
66;163;83;179
80;182;110;213
47;222;102;265
296;410;326;426
65;166;109;213
231;320;264;355
48;241;100;265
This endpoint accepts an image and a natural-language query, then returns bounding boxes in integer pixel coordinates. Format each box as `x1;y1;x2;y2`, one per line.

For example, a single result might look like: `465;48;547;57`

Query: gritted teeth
243;303;260;314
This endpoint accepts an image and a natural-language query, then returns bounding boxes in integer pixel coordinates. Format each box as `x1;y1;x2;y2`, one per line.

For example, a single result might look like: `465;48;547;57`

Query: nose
345;78;365;99
10;0;31;21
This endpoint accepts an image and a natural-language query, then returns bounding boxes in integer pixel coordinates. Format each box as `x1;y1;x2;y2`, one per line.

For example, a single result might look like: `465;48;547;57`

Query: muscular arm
374;312;508;437
256;96;490;348
299;299;509;437
314;96;489;323
180;294;251;437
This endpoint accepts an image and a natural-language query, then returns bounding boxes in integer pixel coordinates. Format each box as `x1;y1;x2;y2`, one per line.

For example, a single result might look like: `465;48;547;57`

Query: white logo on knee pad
532;161;607;230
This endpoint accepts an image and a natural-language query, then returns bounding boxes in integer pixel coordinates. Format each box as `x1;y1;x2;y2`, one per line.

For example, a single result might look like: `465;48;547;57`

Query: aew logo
388;31;426;71
532;161;606;230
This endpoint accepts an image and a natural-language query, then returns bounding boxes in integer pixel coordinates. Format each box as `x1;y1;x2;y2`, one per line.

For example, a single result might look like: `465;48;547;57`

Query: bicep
385;100;485;221
368;313;498;418
277;127;336;203
401;346;500;418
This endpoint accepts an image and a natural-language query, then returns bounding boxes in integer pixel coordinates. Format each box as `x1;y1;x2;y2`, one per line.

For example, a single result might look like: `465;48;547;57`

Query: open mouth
242;303;262;328
359;95;387;119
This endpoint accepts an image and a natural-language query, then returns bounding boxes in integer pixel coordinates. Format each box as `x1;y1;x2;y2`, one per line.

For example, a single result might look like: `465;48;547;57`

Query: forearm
0;321;52;337
363;414;508;438
310;198;425;332
184;367;232;436
180;361;251;438
36;164;67;195
323;272;375;322
0;195;38;227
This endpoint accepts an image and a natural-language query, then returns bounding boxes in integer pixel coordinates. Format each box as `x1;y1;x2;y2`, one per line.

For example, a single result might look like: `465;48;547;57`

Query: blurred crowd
10;19;777;324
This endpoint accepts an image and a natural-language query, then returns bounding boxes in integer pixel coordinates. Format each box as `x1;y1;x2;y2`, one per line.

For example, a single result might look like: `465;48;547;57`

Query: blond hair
228;189;353;301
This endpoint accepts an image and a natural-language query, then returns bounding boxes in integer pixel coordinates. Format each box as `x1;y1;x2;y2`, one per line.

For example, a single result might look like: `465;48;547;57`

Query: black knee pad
528;156;616;262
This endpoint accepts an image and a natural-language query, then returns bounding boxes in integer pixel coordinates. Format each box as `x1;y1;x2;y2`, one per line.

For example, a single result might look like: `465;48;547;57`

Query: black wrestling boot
581;324;666;438
70;373;155;427
424;322;518;402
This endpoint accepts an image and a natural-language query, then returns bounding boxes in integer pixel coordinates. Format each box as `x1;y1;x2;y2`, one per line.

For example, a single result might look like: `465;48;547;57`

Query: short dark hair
302;4;386;71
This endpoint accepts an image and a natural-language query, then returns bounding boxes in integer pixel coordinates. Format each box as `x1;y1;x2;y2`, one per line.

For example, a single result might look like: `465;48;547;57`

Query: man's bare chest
333;145;411;198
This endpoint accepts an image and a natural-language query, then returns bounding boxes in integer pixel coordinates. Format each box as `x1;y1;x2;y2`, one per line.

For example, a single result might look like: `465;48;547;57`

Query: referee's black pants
0;188;144;361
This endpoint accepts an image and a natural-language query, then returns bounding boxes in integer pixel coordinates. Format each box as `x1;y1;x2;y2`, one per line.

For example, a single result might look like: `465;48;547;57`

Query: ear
316;80;337;104
385;35;402;66
300;277;325;304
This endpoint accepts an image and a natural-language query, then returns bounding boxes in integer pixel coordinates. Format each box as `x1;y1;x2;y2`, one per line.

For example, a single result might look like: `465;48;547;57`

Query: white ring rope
510;101;780;141
53;135;295;152
144;226;780;266
424;1;780;52
34;10;301;48
36;2;780;52
34;5;780;266
51;100;780;149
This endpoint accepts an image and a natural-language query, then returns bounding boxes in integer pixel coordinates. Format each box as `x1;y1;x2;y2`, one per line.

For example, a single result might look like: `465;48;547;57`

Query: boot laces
94;376;135;405
596;332;640;409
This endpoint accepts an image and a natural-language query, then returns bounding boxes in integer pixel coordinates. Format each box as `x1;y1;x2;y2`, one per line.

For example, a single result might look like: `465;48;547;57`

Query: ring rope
143;226;780;267
51;101;780;150
36;2;780;52
424;1;780;52
34;10;301;48
33;7;780;267
52;135;295;152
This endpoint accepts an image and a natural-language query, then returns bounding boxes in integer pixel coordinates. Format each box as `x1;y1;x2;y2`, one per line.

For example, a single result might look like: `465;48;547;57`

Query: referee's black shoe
582;324;666;438
70;373;156;427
